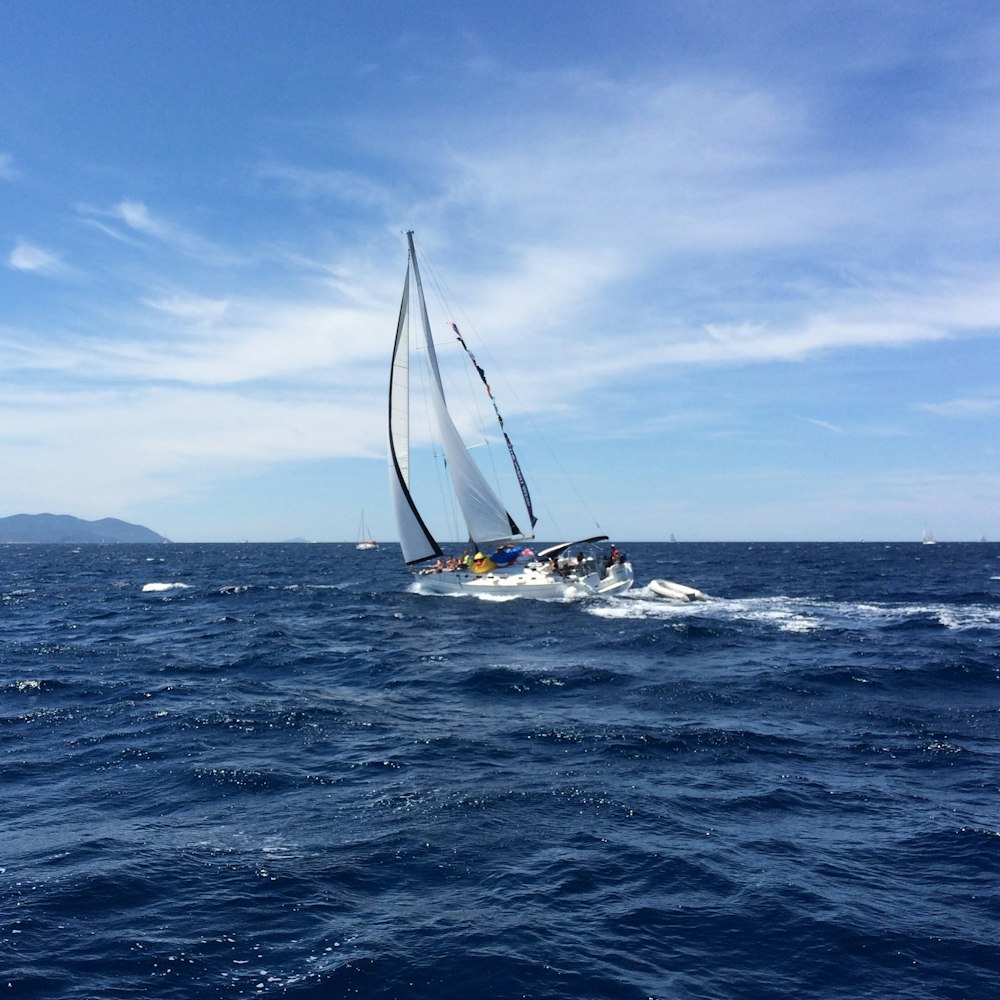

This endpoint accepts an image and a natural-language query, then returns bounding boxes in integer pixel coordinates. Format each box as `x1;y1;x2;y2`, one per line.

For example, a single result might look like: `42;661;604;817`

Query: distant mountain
0;513;169;544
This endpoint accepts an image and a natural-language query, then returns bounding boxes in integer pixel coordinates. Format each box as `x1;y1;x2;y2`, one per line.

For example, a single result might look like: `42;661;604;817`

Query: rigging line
474;364;604;533
536;428;602;531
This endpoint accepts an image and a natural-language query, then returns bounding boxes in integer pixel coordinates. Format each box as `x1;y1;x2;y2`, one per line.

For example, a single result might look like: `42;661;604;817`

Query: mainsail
388;232;526;562
388;267;441;564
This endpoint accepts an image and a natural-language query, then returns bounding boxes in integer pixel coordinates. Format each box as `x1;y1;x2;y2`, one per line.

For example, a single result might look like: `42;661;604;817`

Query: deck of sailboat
411;559;634;598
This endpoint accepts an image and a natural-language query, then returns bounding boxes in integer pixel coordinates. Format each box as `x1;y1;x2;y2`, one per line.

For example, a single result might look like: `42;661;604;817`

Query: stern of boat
597;560;634;595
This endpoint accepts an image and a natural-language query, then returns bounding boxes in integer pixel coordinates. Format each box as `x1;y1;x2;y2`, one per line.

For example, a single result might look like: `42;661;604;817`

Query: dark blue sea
3;542;999;999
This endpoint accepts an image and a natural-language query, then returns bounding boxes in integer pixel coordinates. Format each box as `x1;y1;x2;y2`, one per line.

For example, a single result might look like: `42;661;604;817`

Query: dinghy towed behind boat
387;230;634;598
648;578;708;602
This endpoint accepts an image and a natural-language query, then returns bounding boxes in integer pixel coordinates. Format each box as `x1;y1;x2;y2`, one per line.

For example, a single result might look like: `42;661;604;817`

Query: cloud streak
8;240;71;278
0;152;17;181
919;393;1000;418
79;199;243;265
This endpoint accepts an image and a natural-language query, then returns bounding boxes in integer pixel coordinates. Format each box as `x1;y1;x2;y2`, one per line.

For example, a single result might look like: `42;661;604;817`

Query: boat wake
590;591;1000;633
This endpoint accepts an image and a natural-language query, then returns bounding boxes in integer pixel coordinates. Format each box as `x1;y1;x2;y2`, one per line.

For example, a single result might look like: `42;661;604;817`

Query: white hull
412;561;634;600
356;541;378;550
648;578;708;602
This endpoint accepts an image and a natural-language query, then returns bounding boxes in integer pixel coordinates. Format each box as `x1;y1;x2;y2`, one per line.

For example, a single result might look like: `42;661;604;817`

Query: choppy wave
3;541;999;999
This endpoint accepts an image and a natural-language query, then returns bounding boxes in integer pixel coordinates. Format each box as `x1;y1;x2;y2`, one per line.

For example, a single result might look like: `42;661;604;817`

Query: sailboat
355;511;377;550
922;527;938;545
387;231;634;598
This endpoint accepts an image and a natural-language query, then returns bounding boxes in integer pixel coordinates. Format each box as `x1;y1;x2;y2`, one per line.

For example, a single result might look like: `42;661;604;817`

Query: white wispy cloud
78;216;145;245
164;59;1000;415
141;295;231;325
0;382;387;516
799;417;845;434
0;290;389;389
8;240;69;277
0;152;17;180
79;199;242;264
919;394;1000;417
255;164;395;209
116;199;172;238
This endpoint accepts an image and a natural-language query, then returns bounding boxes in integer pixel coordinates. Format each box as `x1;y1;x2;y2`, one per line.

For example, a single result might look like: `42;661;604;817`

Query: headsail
451;322;537;529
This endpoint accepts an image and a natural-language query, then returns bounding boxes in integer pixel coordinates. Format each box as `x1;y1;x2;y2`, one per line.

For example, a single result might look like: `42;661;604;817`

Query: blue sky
2;1;999;542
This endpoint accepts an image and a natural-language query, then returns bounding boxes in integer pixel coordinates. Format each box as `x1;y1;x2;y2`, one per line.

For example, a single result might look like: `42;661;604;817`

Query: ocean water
2;541;999;999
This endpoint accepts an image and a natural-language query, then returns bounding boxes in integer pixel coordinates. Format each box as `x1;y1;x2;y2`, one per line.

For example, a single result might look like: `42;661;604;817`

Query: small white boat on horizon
355;510;378;550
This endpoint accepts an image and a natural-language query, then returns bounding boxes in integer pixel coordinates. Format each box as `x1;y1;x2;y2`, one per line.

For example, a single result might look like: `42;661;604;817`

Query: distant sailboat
355;511;377;550
922;527;937;545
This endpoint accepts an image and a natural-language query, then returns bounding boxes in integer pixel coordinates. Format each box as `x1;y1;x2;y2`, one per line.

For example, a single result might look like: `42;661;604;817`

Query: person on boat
491;545;522;566
461;551;472;569
472;551;497;574
550;555;576;577
445;556;460;571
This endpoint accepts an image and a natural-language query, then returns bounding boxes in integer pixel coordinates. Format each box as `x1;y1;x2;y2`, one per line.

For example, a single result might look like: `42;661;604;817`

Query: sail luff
388;263;442;564
405;232;519;549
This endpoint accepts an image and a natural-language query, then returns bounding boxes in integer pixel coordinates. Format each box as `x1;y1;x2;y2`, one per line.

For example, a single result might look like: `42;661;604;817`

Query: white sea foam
588;592;1000;632
141;582;191;593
